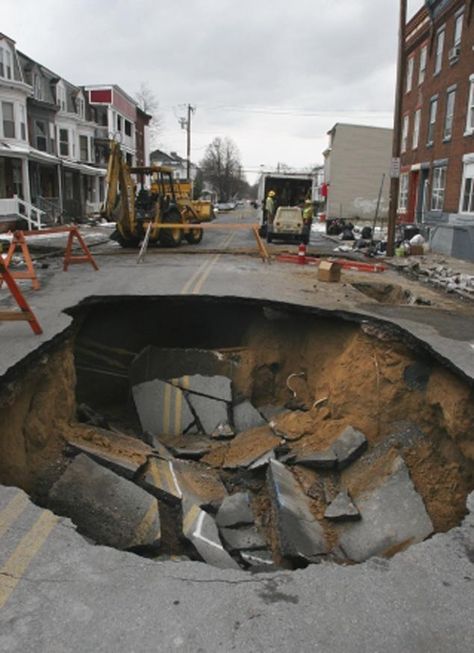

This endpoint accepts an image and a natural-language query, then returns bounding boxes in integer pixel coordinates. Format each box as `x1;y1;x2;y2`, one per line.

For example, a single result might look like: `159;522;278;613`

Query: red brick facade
399;0;474;224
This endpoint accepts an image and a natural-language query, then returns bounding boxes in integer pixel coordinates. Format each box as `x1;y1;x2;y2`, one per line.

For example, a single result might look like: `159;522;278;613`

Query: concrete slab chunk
339;456;434;562
332;426;368;469
233;400;267;433
293;449;338;470
132;379;195;436
174;459;228;509
170;374;232;402
48;454;161;550
216;492;254;528
240;549;276;569
220;526;267;551
223;426;281;470
324;490;360;521
267;460;328;561
139;457;183;504
182;502;240;570
187;393;229;435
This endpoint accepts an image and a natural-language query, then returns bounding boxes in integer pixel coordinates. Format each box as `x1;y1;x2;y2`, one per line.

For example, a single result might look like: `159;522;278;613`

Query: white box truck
257;172;314;244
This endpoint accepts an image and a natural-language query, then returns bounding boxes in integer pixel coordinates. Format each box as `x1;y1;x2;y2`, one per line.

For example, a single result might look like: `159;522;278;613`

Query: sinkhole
0;296;473;571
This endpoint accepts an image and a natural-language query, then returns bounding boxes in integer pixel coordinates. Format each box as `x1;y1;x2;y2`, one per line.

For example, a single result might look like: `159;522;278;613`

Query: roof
327;123;393;136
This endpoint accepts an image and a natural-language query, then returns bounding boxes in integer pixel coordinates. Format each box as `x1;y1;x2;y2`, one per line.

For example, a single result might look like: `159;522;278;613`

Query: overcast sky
3;0;424;182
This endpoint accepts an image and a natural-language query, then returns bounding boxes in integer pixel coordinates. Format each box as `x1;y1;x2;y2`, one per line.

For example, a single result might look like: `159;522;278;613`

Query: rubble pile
49;346;437;572
400;260;474;297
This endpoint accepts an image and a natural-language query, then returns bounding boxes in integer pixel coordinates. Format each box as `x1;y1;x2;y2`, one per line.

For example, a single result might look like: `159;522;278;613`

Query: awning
29;148;60;165
0;142;30;158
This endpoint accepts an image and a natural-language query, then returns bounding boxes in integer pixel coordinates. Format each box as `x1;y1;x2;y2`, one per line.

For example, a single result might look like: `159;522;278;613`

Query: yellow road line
0;493;29;540
0;510;58;609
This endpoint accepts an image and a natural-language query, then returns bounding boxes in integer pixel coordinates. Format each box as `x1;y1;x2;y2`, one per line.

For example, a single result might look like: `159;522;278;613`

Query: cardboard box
318;260;341;282
409;245;424;256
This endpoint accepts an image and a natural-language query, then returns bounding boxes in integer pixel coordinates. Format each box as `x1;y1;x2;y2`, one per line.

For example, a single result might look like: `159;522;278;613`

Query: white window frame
56;82;67;112
418;45;427;85
77;95;85;120
466;75;474;135
59;128;69;156
454;11;463;47
434;28;445;75
406;57;414;93
431;166;446;211
19;104;26;141
1;101;15;139
0;45;13;80
444;89;456;140
79;134;89;162
33;73;42;101
412;109;421;149
427;97;438;144
398;172;409;211
35;119;47;151
401;115;409;152
459;158;474;214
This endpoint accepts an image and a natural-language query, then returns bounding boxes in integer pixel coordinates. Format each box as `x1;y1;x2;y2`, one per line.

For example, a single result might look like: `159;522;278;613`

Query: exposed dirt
0;299;473;563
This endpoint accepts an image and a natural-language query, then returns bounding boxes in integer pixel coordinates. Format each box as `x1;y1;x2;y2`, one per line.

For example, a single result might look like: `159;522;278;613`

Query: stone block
220;526;267;552
48;454;161;550
132;379;195;436
267;460;328;561
181;502;240;570
293;449;338;470
332;426;368;469
233;400;267;433
139;457;183;505
324;490;360;521
187;393;229;435
339;456;434;562
216;492;254;528
170;374;232;402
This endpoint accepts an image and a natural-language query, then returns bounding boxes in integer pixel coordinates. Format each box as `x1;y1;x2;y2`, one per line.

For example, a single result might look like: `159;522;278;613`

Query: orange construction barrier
0;226;99;291
0;258;42;334
0;231;40;290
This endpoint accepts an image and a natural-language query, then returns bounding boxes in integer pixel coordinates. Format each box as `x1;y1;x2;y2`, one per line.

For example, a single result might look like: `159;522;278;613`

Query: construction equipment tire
159;209;183;247
115;232;141;248
185;223;203;244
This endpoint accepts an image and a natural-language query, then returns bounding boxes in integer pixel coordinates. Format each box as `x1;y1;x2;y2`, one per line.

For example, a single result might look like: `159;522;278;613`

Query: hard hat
268;190;275;197
305;199;312;204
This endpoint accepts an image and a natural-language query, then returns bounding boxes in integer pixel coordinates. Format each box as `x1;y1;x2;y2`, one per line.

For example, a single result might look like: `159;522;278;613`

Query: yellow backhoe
101;141;203;248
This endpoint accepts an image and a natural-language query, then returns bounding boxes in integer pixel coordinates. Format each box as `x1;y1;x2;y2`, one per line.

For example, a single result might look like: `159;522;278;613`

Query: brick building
399;0;474;259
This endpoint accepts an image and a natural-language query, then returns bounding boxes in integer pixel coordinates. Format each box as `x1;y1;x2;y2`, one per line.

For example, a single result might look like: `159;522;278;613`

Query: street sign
390;157;401;178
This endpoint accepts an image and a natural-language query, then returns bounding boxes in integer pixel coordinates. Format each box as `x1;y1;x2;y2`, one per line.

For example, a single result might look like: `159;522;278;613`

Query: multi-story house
0;33;37;229
322;123;393;221
0;36;151;228
85;85;140;167
399;0;474;260
149;149;197;181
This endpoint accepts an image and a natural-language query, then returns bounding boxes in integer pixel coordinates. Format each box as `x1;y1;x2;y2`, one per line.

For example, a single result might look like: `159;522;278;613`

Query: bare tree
200;137;245;201
135;82;162;147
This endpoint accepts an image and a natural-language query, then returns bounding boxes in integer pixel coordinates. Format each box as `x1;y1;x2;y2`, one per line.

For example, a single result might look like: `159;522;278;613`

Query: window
33;73;43;101
19;105;26;141
57;83;67;112
125;120;132;137
412;109;421;149
398;173;409;211
434;29;445;74
460;161;474;213
406;57;414;93
49;122;55;153
77;96;85;119
454;12;463;47
0;46;12;80
444;89;456;140
2;102;15;138
401;114;409;152
427;97;438;144
431;166;446;211
59;128;69;156
79;135;88;161
35;120;47;151
466;76;474;134
117;115;122;131
418;45;427;84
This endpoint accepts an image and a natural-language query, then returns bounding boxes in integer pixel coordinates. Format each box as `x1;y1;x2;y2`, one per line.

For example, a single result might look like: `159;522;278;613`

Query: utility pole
387;0;407;257
178;104;195;181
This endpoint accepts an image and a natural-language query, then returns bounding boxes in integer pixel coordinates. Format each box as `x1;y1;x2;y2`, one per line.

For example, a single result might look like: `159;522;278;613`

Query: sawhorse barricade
138;222;270;264
0;226;99;291
0;258;42;334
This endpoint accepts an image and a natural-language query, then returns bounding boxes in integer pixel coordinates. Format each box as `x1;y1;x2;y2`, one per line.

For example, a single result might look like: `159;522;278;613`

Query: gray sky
3;0;424;181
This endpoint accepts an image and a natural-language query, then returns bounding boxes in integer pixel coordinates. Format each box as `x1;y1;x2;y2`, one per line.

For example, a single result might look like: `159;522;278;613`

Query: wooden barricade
0;258;42;334
0;231;40;290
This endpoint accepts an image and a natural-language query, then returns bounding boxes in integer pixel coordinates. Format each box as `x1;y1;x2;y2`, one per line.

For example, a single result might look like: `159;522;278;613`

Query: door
407;171;419;223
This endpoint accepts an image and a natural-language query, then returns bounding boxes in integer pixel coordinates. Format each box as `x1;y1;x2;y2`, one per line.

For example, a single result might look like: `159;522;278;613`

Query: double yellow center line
0;231;234;609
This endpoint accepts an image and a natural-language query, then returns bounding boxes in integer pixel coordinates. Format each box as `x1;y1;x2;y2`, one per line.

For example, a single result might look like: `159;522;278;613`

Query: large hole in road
0;296;473;571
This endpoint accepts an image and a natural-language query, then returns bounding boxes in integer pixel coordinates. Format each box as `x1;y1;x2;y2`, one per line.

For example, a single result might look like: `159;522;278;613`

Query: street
0;210;473;652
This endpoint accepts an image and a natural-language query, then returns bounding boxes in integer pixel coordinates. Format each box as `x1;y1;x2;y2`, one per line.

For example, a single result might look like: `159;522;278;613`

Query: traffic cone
297;242;307;265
